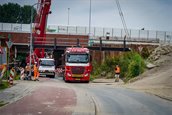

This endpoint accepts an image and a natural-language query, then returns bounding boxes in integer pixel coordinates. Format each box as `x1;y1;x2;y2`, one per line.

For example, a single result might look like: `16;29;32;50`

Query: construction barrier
56;68;64;76
20;67;25;80
0;64;6;79
9;68;15;85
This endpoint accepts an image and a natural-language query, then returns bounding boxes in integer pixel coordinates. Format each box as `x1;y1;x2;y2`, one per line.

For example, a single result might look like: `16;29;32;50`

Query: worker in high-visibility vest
25;63;31;77
114;65;120;82
33;62;39;81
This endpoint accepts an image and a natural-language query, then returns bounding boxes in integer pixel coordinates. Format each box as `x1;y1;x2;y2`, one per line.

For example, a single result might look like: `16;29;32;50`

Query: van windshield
67;54;89;63
40;60;54;66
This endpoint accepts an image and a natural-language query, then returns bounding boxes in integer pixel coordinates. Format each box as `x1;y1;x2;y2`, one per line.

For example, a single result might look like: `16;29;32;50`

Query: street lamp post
29;2;45;79
29;2;50;79
68;8;70;25
89;0;92;36
28;3;35;79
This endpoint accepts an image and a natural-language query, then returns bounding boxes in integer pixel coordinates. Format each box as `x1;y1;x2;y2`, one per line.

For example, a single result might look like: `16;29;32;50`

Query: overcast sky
0;0;172;31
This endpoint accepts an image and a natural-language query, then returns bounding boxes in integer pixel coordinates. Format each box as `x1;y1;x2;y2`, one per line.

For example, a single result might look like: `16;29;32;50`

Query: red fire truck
63;47;92;82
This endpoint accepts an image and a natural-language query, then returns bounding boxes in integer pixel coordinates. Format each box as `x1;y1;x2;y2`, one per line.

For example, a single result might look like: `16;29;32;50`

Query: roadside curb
125;87;172;102
91;79;124;84
145;92;172;102
91;81;115;83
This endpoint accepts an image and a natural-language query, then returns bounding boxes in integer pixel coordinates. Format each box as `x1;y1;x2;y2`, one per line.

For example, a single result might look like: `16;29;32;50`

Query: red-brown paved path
0;86;76;115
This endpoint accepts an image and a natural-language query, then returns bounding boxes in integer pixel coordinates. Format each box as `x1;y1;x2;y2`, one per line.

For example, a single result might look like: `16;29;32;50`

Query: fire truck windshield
67;54;89;63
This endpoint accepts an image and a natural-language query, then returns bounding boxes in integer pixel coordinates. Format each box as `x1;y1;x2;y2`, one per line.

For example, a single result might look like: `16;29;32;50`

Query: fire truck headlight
67;73;72;77
84;73;89;77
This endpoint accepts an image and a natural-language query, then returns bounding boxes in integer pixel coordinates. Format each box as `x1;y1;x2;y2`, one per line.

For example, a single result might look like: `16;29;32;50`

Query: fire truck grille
71;67;85;74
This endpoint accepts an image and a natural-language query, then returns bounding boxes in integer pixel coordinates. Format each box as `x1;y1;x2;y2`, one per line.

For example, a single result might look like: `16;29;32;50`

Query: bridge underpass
0;26;162;65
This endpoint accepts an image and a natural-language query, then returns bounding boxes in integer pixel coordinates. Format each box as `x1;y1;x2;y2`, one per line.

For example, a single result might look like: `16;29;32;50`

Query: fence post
2;23;4;31
99;37;102;51
67;26;69;34
112;28;114;38
171;32;172;44
156;31;158;41
76;26;78;34
57;26;59;33
21;23;22;31
164;32;166;44
94;27;96;37
1;23;2;30
121;29;123;39
147;30;149;40
123;35;126;51
85;27;87;35
138;30;140;39
11;24;13;31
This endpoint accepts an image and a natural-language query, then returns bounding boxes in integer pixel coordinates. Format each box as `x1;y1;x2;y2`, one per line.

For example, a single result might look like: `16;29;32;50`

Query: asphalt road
78;85;172;115
61;78;172;115
0;77;172;115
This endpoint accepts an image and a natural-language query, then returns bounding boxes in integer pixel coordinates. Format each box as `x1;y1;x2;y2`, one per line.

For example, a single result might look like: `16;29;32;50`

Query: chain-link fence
1;23;172;44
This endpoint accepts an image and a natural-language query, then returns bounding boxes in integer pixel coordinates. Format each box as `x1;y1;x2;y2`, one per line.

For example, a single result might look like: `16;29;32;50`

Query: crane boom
34;0;51;58
115;0;129;38
26;0;51;64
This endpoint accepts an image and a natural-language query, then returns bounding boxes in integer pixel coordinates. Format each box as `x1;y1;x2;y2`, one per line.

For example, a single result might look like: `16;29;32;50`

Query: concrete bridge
0;23;171;64
1;23;170;52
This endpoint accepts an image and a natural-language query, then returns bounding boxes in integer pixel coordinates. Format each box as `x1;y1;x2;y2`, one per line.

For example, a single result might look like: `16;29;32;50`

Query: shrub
91;60;101;76
141;47;151;59
91;51;146;82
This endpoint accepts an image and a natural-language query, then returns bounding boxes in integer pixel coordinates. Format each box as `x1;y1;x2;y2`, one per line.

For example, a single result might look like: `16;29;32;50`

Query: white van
38;58;55;78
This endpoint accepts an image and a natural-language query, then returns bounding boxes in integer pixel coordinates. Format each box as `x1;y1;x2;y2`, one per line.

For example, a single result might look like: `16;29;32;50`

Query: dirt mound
127;45;172;101
148;45;172;65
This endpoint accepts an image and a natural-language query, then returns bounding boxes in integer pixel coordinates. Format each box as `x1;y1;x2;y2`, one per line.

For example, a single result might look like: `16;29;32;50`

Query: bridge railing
0;23;172;44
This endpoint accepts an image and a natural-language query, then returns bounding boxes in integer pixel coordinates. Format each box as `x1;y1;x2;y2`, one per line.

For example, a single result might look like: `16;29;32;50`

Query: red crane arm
34;0;51;58
26;0;51;64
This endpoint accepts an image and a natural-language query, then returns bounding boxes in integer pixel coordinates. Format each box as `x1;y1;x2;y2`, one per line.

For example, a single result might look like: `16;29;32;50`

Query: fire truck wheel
85;81;90;83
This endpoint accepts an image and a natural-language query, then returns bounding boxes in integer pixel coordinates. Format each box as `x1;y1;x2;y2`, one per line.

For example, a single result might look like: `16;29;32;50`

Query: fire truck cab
63;47;92;82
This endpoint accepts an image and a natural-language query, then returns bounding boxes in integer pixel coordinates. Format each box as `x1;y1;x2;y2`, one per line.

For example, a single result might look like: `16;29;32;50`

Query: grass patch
0;101;8;107
90;75;97;81
0;81;9;90
14;74;20;80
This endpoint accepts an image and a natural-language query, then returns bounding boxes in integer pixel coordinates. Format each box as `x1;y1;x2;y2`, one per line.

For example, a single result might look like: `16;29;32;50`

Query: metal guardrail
0;23;172;44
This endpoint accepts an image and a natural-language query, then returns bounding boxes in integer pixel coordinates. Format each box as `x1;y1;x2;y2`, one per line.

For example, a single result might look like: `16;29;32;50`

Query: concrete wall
0;32;89;46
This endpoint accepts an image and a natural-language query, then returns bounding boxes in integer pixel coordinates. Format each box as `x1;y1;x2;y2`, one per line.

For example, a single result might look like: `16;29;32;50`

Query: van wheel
63;76;65;80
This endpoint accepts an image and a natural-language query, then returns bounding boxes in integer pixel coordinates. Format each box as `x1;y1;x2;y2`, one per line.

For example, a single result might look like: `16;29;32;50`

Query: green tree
0;3;21;23
20;5;36;24
0;3;36;24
